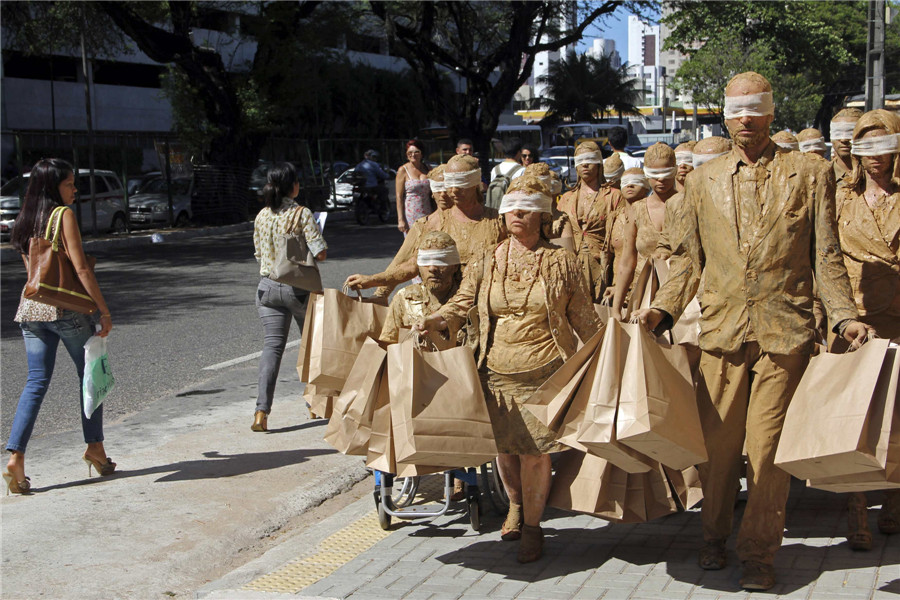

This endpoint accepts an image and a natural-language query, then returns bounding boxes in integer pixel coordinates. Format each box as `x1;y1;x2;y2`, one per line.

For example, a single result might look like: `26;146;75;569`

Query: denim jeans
6;311;103;453
256;277;309;414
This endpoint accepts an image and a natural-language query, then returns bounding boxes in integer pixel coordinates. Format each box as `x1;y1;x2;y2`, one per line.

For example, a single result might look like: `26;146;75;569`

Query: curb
0;221;253;263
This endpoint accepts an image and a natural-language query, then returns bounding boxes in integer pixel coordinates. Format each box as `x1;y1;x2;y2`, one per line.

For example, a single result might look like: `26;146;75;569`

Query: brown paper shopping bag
594;303;613;324
664;465;704;510
366;375;443;477
323;337;387;456
522;328;604;430
548;450;624;520
806;347;900;492
297;292;322;384
576;320;655;473
308;289;389;391
305;384;336;419
388;339;497;467
615;322;707;470
774;339;895;480
643;463;680;521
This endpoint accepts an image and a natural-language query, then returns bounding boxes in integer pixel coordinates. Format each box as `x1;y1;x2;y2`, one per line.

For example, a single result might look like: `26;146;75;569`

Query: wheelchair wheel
376;495;392;530
467;496;482;531
480;461;509;515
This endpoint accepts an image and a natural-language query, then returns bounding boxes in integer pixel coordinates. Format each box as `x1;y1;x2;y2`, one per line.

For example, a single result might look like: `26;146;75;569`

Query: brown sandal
517;524;544;563
500;502;522;541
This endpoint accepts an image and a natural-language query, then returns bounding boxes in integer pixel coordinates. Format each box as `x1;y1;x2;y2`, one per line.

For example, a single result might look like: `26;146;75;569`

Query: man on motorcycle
355;149;390;209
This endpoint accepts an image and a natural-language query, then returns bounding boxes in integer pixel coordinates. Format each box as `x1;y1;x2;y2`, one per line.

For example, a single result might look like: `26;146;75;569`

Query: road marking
202;339;301;370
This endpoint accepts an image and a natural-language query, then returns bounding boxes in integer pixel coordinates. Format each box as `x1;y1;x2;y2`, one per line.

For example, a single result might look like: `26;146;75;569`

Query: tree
537;52;640;125
662;0;900;133
98;1;327;168
367;1;651;169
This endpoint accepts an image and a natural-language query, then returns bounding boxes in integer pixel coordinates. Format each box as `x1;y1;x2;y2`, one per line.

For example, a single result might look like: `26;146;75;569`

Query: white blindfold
429;179;444;193
573;152;603;166
851;133;899;157
442;168;481;189
798;137;826;153
499;190;553;214
723;92;775;120
417;246;461;267
692;151;727;168
644;166;677;180
603;165;625;181
829;121;857;141
775;140;799;151
620;174;650;189
675;151;693;166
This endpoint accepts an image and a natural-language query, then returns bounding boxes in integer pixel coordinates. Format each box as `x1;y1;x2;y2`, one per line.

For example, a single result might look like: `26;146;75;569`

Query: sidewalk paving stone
202;473;897;600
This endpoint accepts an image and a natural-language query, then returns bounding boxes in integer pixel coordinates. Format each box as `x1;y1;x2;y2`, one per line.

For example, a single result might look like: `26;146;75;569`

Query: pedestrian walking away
5;158;116;494
252;162;327;432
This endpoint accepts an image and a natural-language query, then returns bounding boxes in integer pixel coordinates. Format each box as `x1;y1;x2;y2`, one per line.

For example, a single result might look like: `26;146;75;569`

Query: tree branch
528;1;618;53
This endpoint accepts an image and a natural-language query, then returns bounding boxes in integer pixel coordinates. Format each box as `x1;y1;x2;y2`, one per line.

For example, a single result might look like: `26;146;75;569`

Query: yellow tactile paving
242;474;452;594
242;511;392;594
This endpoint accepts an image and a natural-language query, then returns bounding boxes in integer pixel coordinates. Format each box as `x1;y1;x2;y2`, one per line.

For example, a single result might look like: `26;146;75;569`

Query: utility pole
865;0;885;110
80;13;98;236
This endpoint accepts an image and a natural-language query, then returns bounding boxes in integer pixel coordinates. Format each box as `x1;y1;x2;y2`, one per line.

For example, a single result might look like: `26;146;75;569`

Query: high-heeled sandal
82;455;116;477
2;471;31;495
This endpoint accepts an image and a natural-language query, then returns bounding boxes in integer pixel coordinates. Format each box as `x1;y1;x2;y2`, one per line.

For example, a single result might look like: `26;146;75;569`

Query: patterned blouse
253;198;327;277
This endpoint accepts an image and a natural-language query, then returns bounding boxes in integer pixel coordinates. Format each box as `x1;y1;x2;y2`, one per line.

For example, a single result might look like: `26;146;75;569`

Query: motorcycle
350;173;392;226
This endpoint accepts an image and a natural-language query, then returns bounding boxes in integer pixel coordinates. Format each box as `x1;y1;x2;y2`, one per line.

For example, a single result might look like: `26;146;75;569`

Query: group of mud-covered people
339;71;899;589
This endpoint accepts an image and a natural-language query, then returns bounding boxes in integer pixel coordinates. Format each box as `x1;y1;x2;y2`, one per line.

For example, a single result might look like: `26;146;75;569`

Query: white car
327;168;356;209
1;169;128;241
544;156;576;185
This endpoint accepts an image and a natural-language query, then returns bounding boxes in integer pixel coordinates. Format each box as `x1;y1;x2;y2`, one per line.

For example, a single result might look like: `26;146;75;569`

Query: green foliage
1;1;132;57
663;0;900;130
538;53;640;123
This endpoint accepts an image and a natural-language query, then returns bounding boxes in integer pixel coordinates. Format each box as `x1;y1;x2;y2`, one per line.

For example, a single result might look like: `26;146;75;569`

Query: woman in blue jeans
252;163;327;431
5;159;115;494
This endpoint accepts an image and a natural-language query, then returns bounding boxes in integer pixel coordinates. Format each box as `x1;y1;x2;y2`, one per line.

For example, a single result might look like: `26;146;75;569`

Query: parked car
544;156;579;185
128;176;193;228
327;168;356;210
125;171;161;197
1;169;127;242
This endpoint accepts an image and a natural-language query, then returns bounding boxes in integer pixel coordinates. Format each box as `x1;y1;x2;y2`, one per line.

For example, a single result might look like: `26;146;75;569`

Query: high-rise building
626;15;660;105
586;38;622;69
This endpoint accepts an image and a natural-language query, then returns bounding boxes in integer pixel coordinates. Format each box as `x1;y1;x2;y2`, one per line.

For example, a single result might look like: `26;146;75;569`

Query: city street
0;212;404;444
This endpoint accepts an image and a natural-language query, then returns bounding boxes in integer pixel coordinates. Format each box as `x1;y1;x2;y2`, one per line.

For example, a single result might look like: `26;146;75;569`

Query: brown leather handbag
23;206;98;314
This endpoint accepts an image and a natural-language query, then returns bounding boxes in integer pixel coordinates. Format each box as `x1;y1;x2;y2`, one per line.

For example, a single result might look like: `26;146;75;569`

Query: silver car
1;169;128;241
128;176;193;228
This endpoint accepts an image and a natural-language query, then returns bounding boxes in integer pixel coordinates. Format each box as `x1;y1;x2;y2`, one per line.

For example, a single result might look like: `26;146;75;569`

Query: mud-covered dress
557;185;623;302
438;239;600;455
832;187;900;346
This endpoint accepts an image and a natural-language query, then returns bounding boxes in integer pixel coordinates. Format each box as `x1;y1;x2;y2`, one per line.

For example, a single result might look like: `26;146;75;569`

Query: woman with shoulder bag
5;159;115;494
252;162;327;432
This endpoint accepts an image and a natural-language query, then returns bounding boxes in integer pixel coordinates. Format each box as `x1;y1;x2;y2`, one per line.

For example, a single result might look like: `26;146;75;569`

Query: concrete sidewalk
0;346;367;600
198;473;899;600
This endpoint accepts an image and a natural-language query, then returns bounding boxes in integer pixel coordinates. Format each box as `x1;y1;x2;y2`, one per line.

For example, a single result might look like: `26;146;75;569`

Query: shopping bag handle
340;285;364;301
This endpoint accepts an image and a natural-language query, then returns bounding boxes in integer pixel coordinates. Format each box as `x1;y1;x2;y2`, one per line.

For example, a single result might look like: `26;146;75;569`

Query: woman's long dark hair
262;162;298;211
10;158;73;255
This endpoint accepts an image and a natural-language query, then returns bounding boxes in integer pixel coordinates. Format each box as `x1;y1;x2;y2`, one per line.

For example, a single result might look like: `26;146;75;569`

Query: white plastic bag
83;335;115;418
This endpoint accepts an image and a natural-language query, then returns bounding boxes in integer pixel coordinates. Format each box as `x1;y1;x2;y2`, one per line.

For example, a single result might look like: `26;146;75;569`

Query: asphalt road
0;210;405;447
